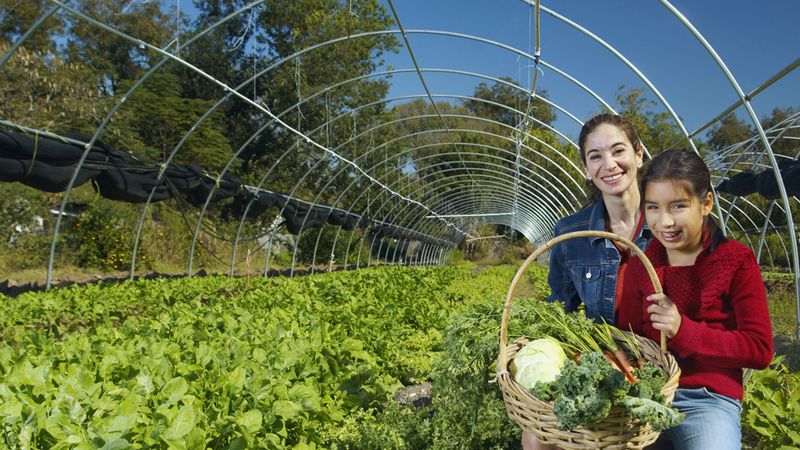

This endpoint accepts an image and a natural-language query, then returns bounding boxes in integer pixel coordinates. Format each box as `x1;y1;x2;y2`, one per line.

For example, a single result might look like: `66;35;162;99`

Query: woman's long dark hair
641;149;725;249
578;113;644;205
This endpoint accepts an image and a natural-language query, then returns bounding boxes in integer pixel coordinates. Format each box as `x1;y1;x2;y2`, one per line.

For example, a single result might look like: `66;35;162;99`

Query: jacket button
585;272;591;278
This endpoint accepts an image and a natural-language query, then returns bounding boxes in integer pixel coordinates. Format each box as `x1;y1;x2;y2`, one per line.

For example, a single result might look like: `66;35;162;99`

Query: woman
522;113;651;450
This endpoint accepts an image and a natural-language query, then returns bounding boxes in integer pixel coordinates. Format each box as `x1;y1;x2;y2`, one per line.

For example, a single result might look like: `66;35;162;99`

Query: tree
615;86;683;154
65;0;174;95
761;107;799;157
121;71;232;168
0;0;63;53
707;113;752;152
0;41;109;134
466;78;555;128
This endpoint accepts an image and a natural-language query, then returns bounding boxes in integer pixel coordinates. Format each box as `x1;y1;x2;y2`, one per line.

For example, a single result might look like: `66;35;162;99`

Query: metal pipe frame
1;1;797;338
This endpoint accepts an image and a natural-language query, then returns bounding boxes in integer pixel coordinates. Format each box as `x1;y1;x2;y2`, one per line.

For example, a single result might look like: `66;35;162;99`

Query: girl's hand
646;293;682;339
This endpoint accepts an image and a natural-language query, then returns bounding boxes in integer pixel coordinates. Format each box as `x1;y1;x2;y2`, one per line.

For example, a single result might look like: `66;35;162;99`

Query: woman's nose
603;155;617;170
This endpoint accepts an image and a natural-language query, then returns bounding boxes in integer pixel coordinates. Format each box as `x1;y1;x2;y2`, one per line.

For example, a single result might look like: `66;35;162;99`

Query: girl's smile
644;180;714;266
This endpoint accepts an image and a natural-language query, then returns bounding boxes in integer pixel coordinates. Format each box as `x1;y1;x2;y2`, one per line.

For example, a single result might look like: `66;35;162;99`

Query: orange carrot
614;349;639;383
603;351;622;373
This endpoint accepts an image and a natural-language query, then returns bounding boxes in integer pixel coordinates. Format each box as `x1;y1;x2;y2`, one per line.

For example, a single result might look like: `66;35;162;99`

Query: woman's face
583;123;643;197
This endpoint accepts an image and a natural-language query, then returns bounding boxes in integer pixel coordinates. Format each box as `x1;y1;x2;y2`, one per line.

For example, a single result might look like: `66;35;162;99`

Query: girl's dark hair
641;148;725;248
578;113;644;205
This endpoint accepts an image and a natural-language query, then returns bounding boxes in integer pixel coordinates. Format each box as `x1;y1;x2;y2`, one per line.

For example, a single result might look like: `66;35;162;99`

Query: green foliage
535;351;628;430
615;86;684;153
742;356;800;449
294;226;373;266
427;266;550;450
65;0;173;95
0;0;63;53
0;183;49;247
66;201;143;271
622;397;684;433
707;113;753;152
322;404;434;450
0;266;470;448
0;40;108;133
465;78;555;128
120;72;233;167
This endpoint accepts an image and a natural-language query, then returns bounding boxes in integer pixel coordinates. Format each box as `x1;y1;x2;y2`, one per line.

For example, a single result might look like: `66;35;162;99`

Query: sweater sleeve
667;250;774;370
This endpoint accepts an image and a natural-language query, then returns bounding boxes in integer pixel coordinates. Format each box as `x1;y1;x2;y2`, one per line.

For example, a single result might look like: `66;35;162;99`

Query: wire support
45;0;469;239
0;118;460;248
385;0;478;188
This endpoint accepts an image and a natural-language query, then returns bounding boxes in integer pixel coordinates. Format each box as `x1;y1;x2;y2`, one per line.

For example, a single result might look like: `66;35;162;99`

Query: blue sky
378;0;800;142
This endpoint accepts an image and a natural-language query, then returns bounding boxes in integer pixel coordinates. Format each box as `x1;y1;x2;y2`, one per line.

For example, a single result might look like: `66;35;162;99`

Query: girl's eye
645;204;657;210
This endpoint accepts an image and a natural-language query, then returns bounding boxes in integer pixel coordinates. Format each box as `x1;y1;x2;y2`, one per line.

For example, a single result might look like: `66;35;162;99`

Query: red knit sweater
617;237;773;401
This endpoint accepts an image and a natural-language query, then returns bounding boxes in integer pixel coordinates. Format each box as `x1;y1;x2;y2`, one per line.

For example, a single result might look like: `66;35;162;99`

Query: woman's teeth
603;173;622;182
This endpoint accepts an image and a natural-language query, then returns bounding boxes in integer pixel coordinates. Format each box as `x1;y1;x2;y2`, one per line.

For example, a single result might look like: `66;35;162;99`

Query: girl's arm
657;254;773;370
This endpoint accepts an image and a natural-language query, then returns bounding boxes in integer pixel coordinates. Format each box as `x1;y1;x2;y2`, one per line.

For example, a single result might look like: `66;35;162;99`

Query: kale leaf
622;396;685;432
548;351;627;430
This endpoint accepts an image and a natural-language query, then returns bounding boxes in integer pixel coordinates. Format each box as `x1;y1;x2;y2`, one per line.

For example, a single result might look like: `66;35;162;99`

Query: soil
393;382;432;407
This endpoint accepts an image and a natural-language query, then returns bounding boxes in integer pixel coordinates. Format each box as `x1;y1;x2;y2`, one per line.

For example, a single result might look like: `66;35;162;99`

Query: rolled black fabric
0;130;113;165
0;158;100;192
755;160;800;199
717;171;758;197
94;165;172;203
186;172;243;207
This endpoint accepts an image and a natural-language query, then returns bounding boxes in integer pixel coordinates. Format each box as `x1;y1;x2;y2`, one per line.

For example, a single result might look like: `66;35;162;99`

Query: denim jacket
547;199;651;323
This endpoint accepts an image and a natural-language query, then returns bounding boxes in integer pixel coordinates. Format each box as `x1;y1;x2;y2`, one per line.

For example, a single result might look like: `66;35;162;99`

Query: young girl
617;149;773;450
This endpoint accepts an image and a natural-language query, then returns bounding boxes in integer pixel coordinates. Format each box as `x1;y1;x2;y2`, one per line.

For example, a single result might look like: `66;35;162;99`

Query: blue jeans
654;387;742;450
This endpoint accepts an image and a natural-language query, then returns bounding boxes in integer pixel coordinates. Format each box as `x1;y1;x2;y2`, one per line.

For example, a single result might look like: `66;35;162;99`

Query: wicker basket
496;230;681;449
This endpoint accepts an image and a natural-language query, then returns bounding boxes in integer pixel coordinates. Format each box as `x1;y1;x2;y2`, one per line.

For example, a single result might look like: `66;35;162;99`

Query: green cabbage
510;337;567;389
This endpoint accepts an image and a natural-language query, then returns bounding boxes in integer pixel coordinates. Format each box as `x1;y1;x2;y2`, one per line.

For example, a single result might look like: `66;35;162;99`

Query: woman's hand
646;293;682;339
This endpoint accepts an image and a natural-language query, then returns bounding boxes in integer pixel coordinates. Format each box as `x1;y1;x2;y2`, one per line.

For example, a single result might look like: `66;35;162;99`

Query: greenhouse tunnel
0;0;799;338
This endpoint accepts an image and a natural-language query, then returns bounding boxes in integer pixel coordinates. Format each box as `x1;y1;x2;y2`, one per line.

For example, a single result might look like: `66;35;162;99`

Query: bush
67;201;146;271
742;356;800;449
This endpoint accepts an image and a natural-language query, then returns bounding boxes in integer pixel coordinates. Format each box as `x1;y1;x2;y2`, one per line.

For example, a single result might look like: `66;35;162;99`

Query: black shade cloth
94;165;172;203
0;157;100;192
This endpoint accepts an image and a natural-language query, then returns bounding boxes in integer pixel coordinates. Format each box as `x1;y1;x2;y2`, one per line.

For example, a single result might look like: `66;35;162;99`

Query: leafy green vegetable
511;338;567;389
533;351;627;430
627;360;667;402
622;397;684;432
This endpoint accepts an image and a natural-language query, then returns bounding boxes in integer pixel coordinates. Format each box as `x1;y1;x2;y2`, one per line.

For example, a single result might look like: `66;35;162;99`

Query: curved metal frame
0;0;797;336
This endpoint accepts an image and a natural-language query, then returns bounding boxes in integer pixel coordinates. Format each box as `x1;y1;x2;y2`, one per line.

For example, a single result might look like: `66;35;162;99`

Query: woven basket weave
496;230;681;449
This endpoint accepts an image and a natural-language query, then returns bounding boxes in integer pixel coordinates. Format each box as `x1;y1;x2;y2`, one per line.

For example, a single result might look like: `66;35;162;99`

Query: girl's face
644;180;713;264
583;123;644;197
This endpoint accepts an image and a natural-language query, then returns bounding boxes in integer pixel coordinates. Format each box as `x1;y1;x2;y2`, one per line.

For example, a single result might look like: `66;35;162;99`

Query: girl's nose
659;212;675;228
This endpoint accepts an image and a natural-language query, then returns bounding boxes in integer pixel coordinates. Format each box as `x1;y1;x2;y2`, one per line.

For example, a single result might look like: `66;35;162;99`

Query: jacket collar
588;198;650;244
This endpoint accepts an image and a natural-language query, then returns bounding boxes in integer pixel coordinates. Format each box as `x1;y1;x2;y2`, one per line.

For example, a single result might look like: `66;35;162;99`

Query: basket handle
498;230;667;371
